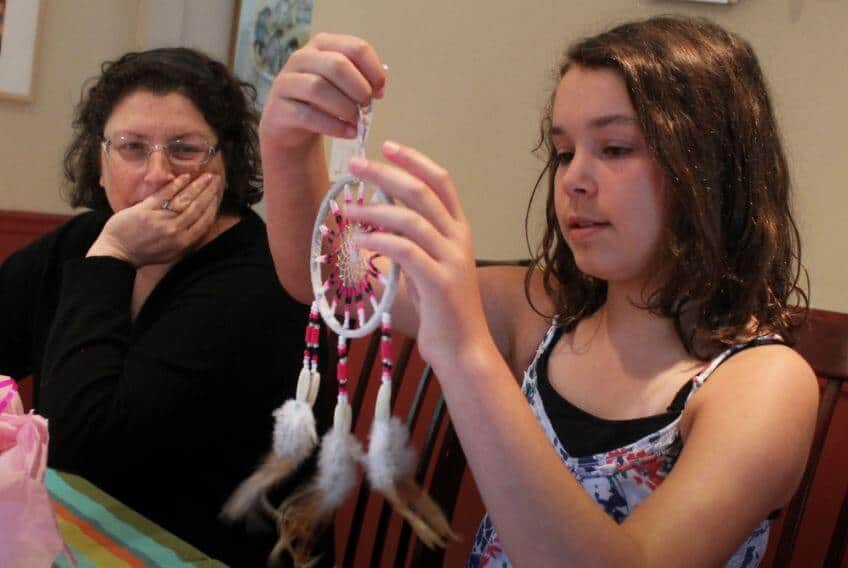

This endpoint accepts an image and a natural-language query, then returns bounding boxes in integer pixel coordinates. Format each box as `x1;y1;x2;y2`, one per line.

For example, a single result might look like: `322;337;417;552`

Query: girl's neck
569;282;699;383
578;281;685;356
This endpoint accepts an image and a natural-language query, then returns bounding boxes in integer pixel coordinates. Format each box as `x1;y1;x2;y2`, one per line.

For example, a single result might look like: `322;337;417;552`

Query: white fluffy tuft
315;428;362;510
365;417;416;491
272;400;318;460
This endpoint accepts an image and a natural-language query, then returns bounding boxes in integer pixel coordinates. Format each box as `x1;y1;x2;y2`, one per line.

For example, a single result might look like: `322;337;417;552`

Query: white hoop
310;175;400;338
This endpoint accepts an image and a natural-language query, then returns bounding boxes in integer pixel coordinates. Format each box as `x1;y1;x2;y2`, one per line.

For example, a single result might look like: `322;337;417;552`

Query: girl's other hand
259;33;387;154
346;142;494;369
87;172;223;267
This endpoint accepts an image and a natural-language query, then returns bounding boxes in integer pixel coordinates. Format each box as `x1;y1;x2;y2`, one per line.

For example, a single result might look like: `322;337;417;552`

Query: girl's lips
566;221;610;240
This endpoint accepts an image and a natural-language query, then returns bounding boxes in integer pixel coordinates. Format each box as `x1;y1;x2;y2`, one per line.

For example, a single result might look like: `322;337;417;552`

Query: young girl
261;16;818;567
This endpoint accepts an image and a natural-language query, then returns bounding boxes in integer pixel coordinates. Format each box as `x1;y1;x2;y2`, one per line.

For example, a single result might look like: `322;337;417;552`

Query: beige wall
0;0;233;215
0;1;138;213
1;0;846;311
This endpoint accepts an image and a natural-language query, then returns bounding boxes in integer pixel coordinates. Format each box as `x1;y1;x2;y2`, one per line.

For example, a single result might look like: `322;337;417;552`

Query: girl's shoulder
682;340;818;442
699;339;814;393
677;340;819;510
478;264;553;377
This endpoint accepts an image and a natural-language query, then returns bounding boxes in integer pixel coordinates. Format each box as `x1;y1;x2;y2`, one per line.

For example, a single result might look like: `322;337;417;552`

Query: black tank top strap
670;334;785;412
690;334;786;391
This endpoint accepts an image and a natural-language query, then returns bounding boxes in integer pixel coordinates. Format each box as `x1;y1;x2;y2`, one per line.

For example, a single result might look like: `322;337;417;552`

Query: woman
261;17;817;567
0;48;332;566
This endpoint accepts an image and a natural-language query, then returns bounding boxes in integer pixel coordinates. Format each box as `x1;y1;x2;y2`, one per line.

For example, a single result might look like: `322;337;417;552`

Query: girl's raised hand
260;33;387;153
87;172;223;267
345;141;494;370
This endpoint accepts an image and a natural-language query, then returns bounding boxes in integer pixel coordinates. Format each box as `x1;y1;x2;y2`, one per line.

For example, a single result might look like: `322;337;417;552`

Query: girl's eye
603;145;633;157
555;151;574;166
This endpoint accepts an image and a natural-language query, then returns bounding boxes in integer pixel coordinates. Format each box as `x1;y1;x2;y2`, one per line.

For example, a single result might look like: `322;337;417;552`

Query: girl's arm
261;33;386;304
346;142;819;566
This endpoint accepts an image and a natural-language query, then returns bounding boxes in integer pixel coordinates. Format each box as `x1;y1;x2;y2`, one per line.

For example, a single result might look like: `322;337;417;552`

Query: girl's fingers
346;202;447;261
286;99;357;139
381;141;465;222
355;230;440;292
309;33;387;99
348;157;456;238
285;49;373;112
273;71;359;131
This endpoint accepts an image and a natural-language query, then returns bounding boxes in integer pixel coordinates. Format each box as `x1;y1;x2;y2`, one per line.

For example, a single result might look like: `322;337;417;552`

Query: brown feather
220;453;303;522
267;486;333;568
381;476;460;549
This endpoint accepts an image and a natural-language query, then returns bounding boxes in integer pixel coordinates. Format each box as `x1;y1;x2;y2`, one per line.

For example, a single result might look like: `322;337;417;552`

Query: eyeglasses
101;135;218;170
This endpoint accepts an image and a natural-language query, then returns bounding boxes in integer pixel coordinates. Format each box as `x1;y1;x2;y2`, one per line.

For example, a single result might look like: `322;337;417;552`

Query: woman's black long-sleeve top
0;208;333;566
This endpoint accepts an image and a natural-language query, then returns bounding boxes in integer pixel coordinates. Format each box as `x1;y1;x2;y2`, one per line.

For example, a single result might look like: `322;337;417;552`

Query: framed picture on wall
229;0;314;109
0;0;44;102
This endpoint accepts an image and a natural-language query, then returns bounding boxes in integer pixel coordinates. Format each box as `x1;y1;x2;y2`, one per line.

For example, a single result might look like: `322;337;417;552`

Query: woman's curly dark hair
525;15;808;357
63;47;261;216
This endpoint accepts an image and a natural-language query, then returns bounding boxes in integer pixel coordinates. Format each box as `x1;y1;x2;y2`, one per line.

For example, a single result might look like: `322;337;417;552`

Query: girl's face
99;90;225;212
552;65;668;290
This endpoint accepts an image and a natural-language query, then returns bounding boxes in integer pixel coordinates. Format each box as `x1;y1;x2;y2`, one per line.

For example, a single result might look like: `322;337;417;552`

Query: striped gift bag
47;470;227;568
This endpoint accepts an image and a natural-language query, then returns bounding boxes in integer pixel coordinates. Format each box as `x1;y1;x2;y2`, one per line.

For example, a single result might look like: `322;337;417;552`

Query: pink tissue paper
0;376;65;567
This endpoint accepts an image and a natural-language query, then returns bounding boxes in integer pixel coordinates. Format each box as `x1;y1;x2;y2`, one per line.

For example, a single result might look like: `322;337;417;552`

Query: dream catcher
223;104;455;567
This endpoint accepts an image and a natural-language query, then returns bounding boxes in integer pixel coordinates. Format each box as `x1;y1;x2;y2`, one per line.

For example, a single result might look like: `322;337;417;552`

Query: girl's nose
558;151;597;198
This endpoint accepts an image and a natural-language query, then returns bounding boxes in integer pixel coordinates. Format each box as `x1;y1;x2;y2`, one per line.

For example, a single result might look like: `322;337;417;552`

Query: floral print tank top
468;321;775;568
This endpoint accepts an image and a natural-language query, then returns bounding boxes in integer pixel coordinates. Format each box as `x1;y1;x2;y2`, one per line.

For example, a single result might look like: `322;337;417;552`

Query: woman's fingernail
383;141;399;155
349;157;367;170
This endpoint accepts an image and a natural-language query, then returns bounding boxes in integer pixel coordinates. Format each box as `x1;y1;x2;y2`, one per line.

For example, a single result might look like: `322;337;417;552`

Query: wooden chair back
335;259;528;566
331;332;466;567
766;308;848;567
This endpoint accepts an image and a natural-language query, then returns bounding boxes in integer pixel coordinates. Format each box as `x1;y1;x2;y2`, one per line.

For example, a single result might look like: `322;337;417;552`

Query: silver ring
160;200;177;213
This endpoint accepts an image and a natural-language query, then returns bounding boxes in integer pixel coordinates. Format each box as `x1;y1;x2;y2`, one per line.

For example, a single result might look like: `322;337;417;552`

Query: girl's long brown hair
525;15;808;357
